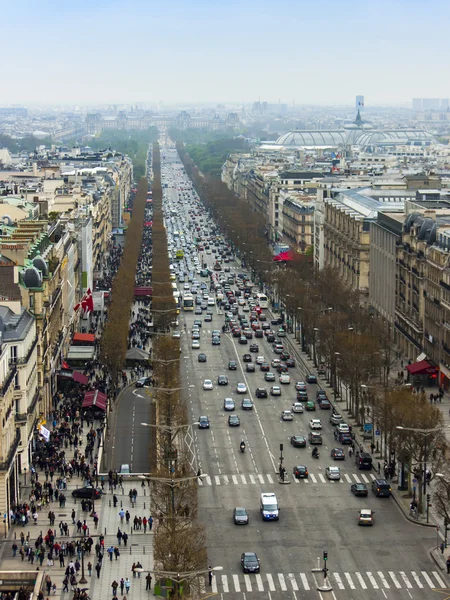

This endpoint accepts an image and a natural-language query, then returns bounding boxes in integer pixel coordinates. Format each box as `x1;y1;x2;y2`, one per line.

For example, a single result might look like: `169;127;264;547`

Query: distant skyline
4;0;450;106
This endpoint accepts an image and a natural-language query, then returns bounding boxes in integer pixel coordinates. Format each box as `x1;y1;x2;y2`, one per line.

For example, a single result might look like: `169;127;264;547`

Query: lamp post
313;328;319;368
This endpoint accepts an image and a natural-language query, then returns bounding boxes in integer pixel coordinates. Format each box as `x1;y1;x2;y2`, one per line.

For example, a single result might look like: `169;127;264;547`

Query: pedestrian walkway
197;471;377;487
205;569;446;594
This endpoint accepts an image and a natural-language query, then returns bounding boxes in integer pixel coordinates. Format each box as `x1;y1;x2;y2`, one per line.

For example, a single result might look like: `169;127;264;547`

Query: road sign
413;478;418;484
375;429;380;436
364;423;373;432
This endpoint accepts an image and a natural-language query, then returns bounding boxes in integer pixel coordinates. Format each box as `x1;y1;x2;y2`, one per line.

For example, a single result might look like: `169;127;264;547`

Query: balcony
0;430;21;471
8;337;38;367
14;413;27;423
0;366;17;398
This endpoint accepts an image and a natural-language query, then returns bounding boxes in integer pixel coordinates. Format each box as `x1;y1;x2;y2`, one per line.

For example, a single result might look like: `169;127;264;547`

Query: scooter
240;442;246;453
312;450;320;459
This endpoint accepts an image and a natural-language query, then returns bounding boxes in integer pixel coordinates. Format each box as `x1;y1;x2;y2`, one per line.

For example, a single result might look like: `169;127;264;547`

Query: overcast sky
4;0;450;107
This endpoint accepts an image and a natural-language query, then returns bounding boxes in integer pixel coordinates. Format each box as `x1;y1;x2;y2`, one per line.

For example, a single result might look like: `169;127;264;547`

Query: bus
256;293;269;309
173;290;181;312
183;294;194;311
175;249;184;259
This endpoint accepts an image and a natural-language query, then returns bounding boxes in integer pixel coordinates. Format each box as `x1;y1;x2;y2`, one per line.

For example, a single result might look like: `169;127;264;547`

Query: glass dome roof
276;130;348;147
275;129;436;149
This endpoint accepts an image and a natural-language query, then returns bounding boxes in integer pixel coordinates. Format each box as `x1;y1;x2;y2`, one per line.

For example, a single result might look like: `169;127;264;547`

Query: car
265;372;276;382
243;354;252;362
120;464;131;474
135;377;150;388
241;398;253;410
293;465;308;478
228;415;240;427
198;353;207;363
326;466;341;480
270;386;281;396
329;413;343;425
337;423;350;434
249;343;259;352
281;410;294;421
194;319;202;328
295;381;307;391
228;360;237;370
204;313;212;322
292;402;304;413
256;356;265;365
212;336;221;345
72;486;103;499
223;398;235;411
260;362;270;372
233;507;249;525
290;435;307;448
318;398;331;410
172;331;181;339
286;358;296;368
309;419;322;430
239;336;248;345
236;383;247;394
358;508;374;526
339;433;353;445
305;401;316;411
192;331;200;340
306;374;317;384
255;387;268;398
331;447;345;460
274;344;284;354
195;307;203;315
191;340;200;349
308;431;322;445
371;479;392;497
271;358;281;368
217;375;228;386
203;379;213;390
351;483;369;497
241;552;260;573
279;373;291;384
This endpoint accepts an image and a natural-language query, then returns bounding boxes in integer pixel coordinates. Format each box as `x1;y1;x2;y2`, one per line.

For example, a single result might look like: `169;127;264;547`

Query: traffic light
427;493;431;503
280;444;284;452
323;551;328;561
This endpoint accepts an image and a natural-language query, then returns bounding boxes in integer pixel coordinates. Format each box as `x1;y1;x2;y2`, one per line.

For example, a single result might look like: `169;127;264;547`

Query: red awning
406;360;437;375
134;287;152;297
82;390;107;411
273;250;294;262
73;333;95;344
58;370;89;385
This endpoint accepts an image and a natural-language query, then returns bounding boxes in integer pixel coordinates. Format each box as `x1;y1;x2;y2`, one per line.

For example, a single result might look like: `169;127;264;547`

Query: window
10;346;18;363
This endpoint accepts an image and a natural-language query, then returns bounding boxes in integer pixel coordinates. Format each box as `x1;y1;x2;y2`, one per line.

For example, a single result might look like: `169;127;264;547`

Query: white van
260;492;279;521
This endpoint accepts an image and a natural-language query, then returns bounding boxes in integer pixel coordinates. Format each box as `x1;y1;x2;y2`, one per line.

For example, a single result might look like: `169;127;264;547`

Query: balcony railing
8;337;38;367
0;366;17;397
14;413;27;423
0;430;21;471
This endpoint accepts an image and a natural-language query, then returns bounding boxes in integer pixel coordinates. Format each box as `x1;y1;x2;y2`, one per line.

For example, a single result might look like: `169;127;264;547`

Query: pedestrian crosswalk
198;471;377;486
202;570;447;594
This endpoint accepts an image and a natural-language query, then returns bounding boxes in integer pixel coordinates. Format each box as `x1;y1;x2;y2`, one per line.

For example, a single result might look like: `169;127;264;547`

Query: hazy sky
4;0;450;106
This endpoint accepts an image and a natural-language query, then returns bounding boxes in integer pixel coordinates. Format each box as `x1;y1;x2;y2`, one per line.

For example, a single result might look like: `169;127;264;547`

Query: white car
270;386;282;396
326;466;341;480
309;419;322;430
203;379;213;390
256;356;265;365
172;331;181;339
279;373;291;384
292;402;304;413
281;410;294;421
337;423;350;434
192;340;200;349
236;383;247;394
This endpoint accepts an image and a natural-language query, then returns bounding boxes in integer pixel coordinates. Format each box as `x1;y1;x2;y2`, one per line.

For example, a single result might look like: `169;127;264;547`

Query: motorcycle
312;449;320;459
240;442;246;453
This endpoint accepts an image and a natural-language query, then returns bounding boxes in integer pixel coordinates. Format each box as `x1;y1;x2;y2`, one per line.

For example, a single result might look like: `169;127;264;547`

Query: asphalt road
108;385;153;474
160;146;446;599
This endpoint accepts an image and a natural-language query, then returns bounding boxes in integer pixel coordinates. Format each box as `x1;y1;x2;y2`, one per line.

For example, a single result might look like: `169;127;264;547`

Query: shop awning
406;360;437;375
73;333;95;345
82;390;107;411
57;370;89;385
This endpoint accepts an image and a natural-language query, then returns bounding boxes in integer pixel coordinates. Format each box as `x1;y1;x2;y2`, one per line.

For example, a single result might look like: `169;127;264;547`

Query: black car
255;387;268;398
286;358;296;367
246;363;255;373
135;377;151;388
249;343;259;352
233;507;249;525
228;360;237;370
228;415;240;427
198;353;207;363
260;362;270;372
241;552;260;573
331;447;345;460
308;432;322;445
351;483;369;497
241;398;253;410
306;374;317;384
339;433;352;445
72;486;103;499
318;399;331;410
243;354;252;362
293;465;308;479
198;416;210;429
290;435;307;448
217;375;228;385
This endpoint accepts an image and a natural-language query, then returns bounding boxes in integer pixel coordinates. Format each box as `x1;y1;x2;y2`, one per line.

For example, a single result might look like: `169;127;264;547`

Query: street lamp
313;328;319;368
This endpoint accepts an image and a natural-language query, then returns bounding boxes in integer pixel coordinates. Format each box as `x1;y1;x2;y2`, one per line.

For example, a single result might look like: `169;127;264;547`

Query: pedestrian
131;563;136;578
208;566;213;586
125;578;131;594
107;546;114;561
348;447;353;458
12;542;17;557
440;542;445;554
113;494;118;508
114;546;120;560
45;576;52;595
447;557;450;574
117;528;123;545
87;561;92;576
148;516;153;531
119;508;124;523
136;561;143;578
95;562;102;579
145;573;153;590
112;580;119;597
120;578;125;595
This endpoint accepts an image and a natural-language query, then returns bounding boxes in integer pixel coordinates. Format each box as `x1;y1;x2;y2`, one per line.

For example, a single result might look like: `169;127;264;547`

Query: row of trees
177;141;447;517
150;143;207;598
100;178;148;388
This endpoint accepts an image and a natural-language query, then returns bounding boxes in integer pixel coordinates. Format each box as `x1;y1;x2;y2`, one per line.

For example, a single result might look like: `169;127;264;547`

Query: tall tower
356;95;364;111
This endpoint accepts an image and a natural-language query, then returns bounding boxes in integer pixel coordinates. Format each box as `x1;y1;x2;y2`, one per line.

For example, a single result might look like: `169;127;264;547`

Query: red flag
85;289;94;313
62;360;70;370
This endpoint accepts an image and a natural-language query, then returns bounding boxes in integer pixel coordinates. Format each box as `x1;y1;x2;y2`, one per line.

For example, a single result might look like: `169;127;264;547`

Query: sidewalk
266;304;450;574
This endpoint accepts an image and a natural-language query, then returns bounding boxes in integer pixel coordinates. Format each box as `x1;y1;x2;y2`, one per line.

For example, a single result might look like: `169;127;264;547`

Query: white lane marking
300;573;310;590
377;571;390;588
399;572;412;589
421;571;435;588
389;572;401;588
432;571;445;588
361;474;370;483
309;474;317;483
288;573;298;590
411;571;423;588
232;574;240;592
211;576;218;593
249;474;256;484
344;474;352;483
244;574;252;591
355;572;367;589
266;574;276;591
278;573;287;591
258;474;265;484
255;574;264;591
353;474;361;483
214;475;221;485
223;475;229;485
241;474;247;484
344;573;356;589
267;474;274;483
205;475;212;485
318;473;326;483
370;473;376;480
232;475;238;485
367;572;378;589
221;575;229;593
333;573;345;590
293;475;300;484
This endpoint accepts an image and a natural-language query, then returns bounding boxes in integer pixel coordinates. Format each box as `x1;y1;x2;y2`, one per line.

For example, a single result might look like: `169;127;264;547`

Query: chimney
32;162;38;176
